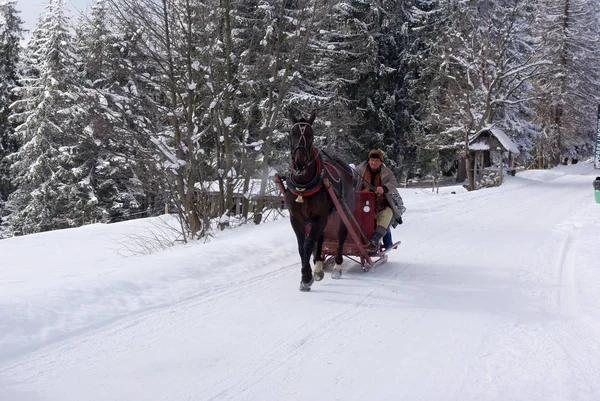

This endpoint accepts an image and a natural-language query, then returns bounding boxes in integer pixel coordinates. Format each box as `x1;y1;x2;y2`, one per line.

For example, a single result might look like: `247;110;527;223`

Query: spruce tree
0;0;23;237
72;0;161;223
7;0;93;234
530;0;600;165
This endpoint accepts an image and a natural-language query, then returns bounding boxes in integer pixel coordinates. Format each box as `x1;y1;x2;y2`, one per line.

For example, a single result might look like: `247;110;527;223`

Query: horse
284;111;355;292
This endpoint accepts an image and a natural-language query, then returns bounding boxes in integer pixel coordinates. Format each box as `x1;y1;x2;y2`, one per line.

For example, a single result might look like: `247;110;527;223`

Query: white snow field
1;162;600;401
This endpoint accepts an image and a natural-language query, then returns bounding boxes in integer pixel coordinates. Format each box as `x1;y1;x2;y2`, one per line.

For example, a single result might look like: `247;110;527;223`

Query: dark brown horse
285;112;355;291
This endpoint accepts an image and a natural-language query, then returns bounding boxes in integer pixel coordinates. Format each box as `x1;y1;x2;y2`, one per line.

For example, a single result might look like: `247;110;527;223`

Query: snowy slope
1;163;600;401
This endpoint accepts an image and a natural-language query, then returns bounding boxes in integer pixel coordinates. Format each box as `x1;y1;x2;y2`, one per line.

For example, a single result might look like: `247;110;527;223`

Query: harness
286;121;346;203
287;148;346;203
287;148;324;203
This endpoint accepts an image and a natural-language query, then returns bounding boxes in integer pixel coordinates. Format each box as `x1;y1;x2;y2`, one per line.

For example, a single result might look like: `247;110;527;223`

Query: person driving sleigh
354;149;404;249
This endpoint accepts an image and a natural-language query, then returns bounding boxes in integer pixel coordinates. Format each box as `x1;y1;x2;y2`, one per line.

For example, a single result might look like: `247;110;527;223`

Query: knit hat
368;148;384;160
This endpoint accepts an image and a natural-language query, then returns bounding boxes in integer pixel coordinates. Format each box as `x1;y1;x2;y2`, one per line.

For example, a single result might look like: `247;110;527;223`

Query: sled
275;176;400;271
320;182;400;271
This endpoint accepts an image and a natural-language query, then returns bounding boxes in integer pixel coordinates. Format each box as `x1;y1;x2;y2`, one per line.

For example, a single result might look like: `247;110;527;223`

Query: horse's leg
332;222;348;279
313;233;325;281
290;217;312;291
300;217;327;290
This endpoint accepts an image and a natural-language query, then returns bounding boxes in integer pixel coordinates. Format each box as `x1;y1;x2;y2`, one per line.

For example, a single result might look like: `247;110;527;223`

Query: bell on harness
295;187;306;203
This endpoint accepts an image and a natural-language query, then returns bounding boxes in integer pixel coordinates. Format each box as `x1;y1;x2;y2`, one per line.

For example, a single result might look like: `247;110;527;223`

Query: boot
369;225;388;248
383;230;393;249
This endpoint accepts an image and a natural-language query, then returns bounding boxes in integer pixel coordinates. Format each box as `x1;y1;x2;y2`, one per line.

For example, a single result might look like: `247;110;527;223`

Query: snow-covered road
1;163;600;401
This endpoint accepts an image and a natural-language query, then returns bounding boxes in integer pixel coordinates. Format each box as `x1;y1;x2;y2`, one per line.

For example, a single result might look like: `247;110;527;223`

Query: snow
469;142;490;150
196;177;280;198
472;126;520;154
2;163;600;401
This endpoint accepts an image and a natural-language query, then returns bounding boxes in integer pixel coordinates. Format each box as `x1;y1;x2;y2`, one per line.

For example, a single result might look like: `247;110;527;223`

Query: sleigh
276;176;400;271
320;186;400;271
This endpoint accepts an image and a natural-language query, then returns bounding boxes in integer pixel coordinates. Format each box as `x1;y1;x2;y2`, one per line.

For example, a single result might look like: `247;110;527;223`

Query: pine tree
72;0;162;223
301;0;381;160
530;0;600;165
0;1;22;194
0;0;23;237
7;0;92;234
302;1;413;176
235;0;326;223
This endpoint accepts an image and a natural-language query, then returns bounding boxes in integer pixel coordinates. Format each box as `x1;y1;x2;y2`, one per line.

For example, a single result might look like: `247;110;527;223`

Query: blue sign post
596;105;600;169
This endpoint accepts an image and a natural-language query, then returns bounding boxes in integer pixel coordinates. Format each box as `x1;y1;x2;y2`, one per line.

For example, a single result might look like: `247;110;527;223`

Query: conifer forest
1;0;599;238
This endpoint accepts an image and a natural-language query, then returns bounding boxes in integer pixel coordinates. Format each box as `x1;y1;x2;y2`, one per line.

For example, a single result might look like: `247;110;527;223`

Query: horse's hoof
331;267;342;280
299;278;314;292
313;261;324;281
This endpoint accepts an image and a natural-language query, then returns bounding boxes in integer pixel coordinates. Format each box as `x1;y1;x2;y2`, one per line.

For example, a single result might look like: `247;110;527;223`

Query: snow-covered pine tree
299;0;381;161
225;0;271;220
210;0;289;222
0;0;23;237
72;0;163;223
395;0;457;179
530;0;600;166
304;0;416;177
7;0;94;234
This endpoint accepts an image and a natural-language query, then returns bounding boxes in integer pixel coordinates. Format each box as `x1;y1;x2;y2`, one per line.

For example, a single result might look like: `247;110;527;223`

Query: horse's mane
322;150;353;176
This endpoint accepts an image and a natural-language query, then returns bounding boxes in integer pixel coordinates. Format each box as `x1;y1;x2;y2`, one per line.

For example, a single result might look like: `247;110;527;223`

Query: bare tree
427;0;550;189
251;0;327;224
107;0;223;239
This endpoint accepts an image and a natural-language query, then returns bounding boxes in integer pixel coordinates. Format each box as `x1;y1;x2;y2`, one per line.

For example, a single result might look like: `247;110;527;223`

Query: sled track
205;287;377;401
1;262;300;365
203;261;413;400
555;233;578;317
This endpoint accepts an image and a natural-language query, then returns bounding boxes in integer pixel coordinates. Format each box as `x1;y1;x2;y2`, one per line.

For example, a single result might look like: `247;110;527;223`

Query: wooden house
197;175;285;218
468;127;520;188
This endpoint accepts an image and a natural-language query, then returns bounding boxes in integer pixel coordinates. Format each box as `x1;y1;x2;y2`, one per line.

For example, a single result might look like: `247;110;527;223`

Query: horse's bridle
290;122;314;172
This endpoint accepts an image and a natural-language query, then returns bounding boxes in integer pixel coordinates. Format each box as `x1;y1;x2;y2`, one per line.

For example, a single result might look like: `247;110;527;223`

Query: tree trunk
466;152;475;191
456;155;467;183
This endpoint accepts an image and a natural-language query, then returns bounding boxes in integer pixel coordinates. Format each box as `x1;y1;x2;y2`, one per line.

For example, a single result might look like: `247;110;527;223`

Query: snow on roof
195;178;280;198
470;126;520;154
469;142;490;151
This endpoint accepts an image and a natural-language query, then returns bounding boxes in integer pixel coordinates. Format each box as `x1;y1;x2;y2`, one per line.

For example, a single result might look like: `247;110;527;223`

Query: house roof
469;126;520;154
196;178;280;198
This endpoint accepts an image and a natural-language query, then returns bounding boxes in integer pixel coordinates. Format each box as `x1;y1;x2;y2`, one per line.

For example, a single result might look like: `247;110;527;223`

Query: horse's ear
308;110;316;125
290;110;298;124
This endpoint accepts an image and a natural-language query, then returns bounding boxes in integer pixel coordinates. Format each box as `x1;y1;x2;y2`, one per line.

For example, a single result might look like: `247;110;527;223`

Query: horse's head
289;111;316;171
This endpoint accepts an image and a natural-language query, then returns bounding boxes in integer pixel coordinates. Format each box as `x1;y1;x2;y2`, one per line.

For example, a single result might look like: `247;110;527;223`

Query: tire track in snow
203;263;413;401
0;261;300;369
554;231;578;317
205;288;376;401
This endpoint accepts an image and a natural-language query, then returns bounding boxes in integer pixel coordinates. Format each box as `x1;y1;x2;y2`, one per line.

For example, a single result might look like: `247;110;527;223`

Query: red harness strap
288;149;324;198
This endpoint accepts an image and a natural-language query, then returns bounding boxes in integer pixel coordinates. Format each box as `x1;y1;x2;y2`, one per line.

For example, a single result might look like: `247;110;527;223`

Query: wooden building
198;177;285;218
467;127;520;188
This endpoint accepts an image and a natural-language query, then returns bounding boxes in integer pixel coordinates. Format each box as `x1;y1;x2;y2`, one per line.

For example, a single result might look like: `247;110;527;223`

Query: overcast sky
18;0;92;37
